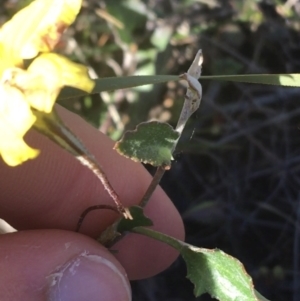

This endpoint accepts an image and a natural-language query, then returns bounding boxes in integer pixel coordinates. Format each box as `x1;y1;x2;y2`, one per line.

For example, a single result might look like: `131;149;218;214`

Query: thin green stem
131;226;184;252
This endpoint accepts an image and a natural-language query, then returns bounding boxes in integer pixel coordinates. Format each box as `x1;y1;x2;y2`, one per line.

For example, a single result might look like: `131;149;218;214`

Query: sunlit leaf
106;2;147;44
201;73;300;87
0;83;39;166
151;25;173;52
0;0;82;63
114;121;180;169
58;75;178;99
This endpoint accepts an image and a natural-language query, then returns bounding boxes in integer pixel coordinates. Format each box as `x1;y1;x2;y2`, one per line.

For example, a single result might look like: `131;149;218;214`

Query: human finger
0;105;185;279
0;229;131;301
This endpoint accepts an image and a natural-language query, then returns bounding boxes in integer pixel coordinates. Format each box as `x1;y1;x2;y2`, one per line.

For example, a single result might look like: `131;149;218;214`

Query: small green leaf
114;121;180;169
117;206;153;233
132;227;263;301
181;247;257;300
201;73;300;87
98;206;153;246
58;75;178;99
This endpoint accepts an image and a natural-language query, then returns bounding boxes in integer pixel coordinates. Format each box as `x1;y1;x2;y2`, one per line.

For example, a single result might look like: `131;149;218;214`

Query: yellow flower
0;0;95;166
0;82;37;166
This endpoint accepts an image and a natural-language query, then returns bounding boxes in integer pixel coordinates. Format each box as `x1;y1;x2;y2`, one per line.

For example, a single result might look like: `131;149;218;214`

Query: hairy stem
77;155;132;219
76;204;120;232
33;108;131;220
139;166;166;207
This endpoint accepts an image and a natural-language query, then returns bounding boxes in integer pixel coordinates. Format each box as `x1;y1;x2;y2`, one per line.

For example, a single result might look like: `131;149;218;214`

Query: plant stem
176;51;203;135
139;51;203;208
77;155;132;219
76;204;120;232
33;108;131;220
139;166;166;207
131;226;184;252
99;50;204;246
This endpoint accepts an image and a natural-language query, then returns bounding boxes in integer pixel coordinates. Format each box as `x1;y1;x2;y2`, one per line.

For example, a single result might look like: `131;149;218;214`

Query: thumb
0;230;131;301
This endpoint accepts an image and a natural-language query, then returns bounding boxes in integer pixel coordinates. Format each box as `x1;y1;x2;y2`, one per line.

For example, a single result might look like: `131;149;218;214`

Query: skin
0;106;185;300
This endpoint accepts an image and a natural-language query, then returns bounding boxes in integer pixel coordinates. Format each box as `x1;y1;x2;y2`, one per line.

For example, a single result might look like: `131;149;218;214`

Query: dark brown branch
76;204;120;233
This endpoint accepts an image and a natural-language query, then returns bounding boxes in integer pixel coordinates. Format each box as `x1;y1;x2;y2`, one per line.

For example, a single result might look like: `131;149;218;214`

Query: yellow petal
0;83;39;166
0;43;21;76
30;53;95;92
0;137;39;167
0;0;82;61
9;65;62;113
9;53;94;113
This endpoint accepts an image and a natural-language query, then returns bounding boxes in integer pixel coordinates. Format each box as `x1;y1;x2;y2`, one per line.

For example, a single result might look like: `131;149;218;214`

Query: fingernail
47;253;131;301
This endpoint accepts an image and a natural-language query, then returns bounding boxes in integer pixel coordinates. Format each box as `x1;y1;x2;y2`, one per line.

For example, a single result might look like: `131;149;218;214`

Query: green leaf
114;121;180;169
58;73;299;100
151;25;173;51
117;206;153;233
201;73;300;87
106;2;147;44
98;206;153;247
182;247;257;300
58;75;178;99
132;227;263;301
255;290;271;301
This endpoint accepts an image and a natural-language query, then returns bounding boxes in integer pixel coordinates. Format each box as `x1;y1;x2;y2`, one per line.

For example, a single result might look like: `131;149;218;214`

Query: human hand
0;106;185;301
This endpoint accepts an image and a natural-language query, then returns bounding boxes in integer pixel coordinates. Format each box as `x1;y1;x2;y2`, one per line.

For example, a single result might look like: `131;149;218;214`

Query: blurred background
2;0;300;300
